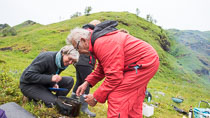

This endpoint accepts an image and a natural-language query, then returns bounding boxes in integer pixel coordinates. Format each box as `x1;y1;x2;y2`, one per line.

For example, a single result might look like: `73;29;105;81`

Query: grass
0;11;209;118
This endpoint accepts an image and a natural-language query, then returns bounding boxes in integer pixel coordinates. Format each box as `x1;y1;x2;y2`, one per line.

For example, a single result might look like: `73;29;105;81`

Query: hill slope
167;29;210;81
0;12;209;118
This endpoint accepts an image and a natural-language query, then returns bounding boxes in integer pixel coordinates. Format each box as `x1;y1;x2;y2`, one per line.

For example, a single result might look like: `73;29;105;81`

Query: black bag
56;96;81;117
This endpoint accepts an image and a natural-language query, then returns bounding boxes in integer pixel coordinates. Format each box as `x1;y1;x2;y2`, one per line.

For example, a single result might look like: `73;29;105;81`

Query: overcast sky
0;0;210;31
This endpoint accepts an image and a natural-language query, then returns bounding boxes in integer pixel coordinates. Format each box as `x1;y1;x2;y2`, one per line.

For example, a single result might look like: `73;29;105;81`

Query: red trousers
107;58;159;118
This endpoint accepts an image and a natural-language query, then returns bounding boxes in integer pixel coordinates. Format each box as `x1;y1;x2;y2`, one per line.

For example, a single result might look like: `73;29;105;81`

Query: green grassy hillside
167;29;210;81
0;12;209;118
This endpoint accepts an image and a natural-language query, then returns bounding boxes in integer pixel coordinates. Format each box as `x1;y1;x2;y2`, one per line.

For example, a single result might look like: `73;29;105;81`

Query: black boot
80;94;96;117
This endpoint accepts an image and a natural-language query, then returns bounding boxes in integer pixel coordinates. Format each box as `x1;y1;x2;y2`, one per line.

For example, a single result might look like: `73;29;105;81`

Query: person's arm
91;40;124;103
24;55;54;85
85;62;105;87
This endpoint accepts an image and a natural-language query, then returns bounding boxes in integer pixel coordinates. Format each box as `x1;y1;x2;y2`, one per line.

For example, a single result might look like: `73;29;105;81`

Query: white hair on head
60;45;80;62
66;27;91;45
89;20;101;26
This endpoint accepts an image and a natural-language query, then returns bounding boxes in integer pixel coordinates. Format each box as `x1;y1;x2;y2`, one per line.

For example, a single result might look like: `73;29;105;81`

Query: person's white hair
89;20;101;26
66;27;91;45
60;45;79;62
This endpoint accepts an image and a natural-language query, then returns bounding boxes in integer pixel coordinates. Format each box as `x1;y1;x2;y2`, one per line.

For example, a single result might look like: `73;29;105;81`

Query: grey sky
0;0;209;31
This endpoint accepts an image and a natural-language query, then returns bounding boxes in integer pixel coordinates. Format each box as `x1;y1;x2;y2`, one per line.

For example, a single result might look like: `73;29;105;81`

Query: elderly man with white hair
66;20;159;118
20;45;79;108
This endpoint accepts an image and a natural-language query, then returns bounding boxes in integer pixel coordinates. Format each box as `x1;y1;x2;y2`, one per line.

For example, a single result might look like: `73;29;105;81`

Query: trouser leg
21;76;74;107
73;66;92;94
72;66;95;117
107;60;159;118
108;86;146;118
73;68;83;93
21;84;57;107
56;76;74;96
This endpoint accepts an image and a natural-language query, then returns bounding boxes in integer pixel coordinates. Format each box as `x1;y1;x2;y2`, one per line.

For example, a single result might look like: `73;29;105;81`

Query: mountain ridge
167;29;210;80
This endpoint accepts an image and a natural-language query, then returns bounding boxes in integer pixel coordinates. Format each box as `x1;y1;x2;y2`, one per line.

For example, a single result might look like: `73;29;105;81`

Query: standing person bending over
19;45;79;108
66;20;159;118
70;20;100;117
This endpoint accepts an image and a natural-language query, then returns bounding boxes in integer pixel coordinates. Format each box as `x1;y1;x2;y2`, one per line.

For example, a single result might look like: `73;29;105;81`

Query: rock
155;91;165;96
0;102;35;118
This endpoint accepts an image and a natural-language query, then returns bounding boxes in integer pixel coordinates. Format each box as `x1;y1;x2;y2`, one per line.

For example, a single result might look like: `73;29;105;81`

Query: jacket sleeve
85;62;105;86
24;56;53;85
92;41;124;103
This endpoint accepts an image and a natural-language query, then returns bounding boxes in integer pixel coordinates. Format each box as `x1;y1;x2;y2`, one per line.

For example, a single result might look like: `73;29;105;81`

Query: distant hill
13;20;41;30
0;20;40;37
167;29;210;80
0;12;209;118
0;23;17;37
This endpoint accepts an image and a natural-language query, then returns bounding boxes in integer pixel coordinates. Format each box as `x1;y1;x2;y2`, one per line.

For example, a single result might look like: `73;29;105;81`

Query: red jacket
85;30;159;103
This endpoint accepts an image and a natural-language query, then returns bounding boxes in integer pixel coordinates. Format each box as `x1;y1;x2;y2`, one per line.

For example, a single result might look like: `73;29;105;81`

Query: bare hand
85;94;97;107
53;83;59;88
76;81;89;96
52;74;62;83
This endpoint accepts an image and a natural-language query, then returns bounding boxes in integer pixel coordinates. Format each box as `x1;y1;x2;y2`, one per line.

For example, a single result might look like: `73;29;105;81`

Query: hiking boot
80;94;96;117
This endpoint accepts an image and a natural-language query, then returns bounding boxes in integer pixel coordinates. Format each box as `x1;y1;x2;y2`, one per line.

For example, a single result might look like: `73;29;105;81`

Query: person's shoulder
37;51;57;60
39;51;56;56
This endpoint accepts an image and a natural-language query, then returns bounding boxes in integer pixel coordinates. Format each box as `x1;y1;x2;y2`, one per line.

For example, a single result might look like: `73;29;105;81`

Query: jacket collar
88;30;94;54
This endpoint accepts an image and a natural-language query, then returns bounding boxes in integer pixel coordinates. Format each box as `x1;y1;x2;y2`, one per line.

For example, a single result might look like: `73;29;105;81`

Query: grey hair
66;27;91;45
89;20;101;26
60;45;79;62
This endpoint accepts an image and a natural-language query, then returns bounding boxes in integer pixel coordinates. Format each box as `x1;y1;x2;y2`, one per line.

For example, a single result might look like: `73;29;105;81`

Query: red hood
89;30;119;54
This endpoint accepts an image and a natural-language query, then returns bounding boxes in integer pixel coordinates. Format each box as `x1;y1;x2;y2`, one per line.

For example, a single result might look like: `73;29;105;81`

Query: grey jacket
19;51;62;89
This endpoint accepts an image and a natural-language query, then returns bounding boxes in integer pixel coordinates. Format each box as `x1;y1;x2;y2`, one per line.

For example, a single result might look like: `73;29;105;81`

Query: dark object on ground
56;96;81;117
172;97;184;103
172;105;188;115
145;90;152;102
0;102;35;118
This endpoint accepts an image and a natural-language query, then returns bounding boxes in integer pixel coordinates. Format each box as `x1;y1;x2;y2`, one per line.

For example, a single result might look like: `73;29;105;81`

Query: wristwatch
93;98;97;102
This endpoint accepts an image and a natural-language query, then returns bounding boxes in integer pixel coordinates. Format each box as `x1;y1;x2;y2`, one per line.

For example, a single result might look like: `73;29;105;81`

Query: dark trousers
73;66;92;94
20;76;74;107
